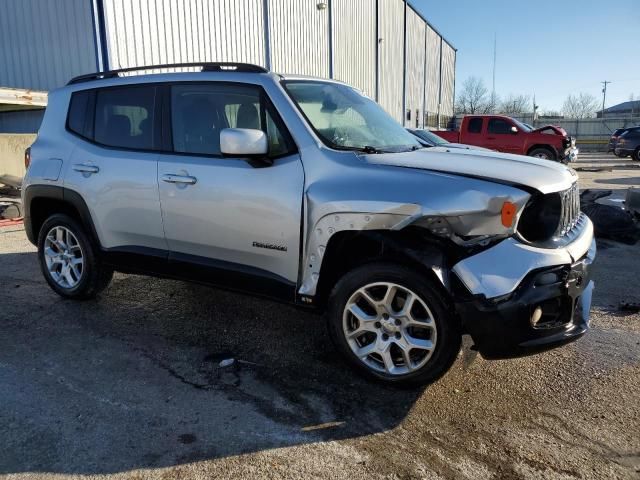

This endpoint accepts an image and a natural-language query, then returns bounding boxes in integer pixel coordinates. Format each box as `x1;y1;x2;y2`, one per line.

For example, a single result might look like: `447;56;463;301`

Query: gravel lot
0;154;638;479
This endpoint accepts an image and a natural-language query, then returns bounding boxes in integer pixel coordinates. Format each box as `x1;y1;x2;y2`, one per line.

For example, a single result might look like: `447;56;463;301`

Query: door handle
161;174;197;185
72;164;100;174
486;136;496;140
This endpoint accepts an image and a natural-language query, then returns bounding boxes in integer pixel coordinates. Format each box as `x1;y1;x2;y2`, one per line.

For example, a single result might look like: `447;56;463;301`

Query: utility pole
491;33;497;112
601;81;611;118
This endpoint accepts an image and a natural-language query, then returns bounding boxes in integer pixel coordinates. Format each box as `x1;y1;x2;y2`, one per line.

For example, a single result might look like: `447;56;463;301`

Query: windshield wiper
361;145;381;154
334;145;384;154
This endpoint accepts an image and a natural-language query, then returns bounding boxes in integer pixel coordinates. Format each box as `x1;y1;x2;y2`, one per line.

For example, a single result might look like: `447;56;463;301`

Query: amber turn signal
501;201;517;227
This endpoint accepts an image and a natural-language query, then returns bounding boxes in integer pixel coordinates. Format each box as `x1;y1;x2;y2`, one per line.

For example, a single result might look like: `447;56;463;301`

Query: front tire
37;214;113;299
528;147;557;161
327;262;461;386
633;148;640;162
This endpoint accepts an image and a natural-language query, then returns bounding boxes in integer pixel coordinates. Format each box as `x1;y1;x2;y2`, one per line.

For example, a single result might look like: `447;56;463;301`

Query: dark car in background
609;127;640;156
615;128;640;161
406;128;487;151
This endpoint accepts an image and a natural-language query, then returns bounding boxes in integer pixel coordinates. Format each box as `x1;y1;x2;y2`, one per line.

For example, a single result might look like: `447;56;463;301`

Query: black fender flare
23;185;101;247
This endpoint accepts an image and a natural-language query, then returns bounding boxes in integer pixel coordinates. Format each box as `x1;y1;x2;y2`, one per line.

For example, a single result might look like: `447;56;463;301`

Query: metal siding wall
0;0;97;90
0;110;45;133
404;8;425;128
103;0;266;71
424;24;440;119
268;0;330;77
440;41;455;117
377;0;404;123
331;0;376;97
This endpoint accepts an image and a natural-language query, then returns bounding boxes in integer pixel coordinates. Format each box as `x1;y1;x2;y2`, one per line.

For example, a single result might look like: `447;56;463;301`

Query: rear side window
170;83;293;157
67;90;94;138
488;118;512;134
467;118;483;133
94;86;156;150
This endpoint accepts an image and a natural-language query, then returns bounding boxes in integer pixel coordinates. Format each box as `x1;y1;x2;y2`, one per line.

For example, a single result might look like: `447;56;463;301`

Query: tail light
24;147;31;169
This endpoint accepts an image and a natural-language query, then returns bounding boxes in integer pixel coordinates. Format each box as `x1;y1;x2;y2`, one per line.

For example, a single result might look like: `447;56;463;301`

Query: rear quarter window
467;118;483;133
67;90;94;139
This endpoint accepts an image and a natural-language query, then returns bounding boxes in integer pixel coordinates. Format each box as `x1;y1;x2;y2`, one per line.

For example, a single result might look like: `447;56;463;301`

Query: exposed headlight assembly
415;202;519;248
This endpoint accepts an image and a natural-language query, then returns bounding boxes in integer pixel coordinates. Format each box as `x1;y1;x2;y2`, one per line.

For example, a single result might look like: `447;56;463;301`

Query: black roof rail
67;62;268;85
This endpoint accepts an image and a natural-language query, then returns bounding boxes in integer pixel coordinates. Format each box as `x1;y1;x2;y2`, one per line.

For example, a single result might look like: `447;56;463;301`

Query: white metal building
0;0;456;132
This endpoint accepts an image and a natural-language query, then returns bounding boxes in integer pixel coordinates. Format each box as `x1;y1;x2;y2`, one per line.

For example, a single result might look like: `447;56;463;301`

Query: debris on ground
618;302;640;314
0;201;22;219
575;167;612;172
0;175;22;220
580;189;640;245
219;358;236;368
0;174;22;190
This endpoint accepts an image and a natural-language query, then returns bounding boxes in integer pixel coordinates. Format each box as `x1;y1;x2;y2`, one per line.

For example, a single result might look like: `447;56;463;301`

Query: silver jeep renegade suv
22;63;596;386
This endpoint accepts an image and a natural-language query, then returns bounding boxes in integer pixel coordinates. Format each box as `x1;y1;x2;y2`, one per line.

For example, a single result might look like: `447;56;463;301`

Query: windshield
512;119;532;132
408;128;448;146
282;80;421;152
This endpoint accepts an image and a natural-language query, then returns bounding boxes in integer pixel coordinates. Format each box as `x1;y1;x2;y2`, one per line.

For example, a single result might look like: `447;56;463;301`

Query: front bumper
615;147;633;156
563;146;579;163
452;217;596;359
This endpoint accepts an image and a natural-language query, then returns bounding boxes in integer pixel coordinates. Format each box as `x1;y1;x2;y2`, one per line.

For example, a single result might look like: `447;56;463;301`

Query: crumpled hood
532;125;567;136
364;147;578;194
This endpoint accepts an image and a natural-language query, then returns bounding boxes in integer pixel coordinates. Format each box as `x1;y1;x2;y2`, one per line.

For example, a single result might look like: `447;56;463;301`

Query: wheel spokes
342;281;438;376
44;226;84;289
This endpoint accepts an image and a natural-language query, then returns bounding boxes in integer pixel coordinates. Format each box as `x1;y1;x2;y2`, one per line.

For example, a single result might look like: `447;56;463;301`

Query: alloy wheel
44;226;84;289
342;282;437;376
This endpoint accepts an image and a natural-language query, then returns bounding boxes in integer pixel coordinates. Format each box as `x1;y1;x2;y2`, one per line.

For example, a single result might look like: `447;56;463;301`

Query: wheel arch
526;144;557;159
24;185;100;247
312;228;454;310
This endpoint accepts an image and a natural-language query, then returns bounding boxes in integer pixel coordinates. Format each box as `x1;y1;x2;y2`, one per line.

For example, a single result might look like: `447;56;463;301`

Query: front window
512;119;533;132
488;118;513;135
170;83;292;157
283;80;421;152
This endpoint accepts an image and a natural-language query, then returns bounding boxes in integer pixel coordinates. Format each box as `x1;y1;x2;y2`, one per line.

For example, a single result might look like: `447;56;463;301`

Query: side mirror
220;128;268;157
510;126;519;134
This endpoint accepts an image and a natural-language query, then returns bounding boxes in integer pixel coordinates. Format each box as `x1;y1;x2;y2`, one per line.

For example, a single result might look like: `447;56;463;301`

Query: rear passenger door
156;82;304;294
65;85;166;252
461;117;485;146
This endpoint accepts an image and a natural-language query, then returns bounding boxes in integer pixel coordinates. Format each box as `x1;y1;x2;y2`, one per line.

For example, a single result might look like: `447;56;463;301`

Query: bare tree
562;93;599;119
455;76;493;114
499;94;531;114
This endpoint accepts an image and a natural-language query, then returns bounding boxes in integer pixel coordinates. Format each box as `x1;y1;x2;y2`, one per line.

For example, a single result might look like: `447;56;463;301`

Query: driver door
156;82;304;294
485;118;521;154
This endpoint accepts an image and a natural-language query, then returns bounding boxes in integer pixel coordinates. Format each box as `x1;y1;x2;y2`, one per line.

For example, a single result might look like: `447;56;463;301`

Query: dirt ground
0;153;638;479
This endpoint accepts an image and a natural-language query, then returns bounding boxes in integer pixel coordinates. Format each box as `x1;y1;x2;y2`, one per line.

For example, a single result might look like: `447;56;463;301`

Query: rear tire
37;214;113;299
528;147;557;161
327;262;461;387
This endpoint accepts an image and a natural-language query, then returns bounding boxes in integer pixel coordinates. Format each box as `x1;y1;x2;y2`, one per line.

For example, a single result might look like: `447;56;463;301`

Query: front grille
556;182;580;236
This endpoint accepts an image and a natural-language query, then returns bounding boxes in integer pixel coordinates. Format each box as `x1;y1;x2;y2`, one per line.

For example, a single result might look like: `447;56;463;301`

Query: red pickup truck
432;115;578;163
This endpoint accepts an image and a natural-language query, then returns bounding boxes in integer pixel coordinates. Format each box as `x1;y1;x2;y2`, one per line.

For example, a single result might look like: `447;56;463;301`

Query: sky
411;0;640;113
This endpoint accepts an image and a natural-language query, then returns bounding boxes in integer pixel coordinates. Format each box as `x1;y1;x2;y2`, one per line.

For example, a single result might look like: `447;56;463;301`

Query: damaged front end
451;183;596;358
299;169;595;359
